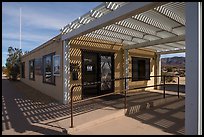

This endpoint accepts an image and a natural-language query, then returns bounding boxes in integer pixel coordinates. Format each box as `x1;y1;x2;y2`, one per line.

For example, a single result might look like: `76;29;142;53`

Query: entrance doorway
82;50;114;98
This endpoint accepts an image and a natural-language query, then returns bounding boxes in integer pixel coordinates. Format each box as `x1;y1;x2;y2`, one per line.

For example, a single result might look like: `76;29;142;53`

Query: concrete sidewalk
74;116;172;135
2;76;185;135
2;76;65;135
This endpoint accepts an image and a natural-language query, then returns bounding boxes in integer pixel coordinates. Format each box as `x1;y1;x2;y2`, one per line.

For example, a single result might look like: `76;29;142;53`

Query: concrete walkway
75;116;172;135
2;76;185;135
2;76;65;135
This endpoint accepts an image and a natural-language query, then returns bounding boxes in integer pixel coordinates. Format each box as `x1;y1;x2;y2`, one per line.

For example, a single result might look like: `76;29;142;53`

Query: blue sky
2;2;185;66
160;53;185;58
2;2;101;66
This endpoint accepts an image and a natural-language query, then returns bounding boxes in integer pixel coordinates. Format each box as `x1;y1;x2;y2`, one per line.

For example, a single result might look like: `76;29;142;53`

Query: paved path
2;76;185;135
75;116;172;135
2;76;65;135
74;95;185;135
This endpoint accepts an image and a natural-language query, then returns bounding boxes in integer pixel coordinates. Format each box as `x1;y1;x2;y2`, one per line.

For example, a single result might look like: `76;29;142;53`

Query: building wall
20;35;157;103
69;38;124;101
21;35;64;103
69;37;157;101
128;48;156;92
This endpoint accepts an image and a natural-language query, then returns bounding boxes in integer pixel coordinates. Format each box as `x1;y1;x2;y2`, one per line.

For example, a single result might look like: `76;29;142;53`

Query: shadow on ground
2;79;67;135
159;84;185;93
2;78;185;135
126;96;185;135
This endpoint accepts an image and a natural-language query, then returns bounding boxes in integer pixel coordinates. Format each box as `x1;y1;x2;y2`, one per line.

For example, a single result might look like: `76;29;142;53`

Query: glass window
132;57;150;81
53;55;60;76
29;59;35;80
35;58;43;76
21;62;25;78
43;53;55;84
101;55;112;91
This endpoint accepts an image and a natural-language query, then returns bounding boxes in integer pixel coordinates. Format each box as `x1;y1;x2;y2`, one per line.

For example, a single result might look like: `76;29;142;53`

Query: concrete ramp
67;107;126;134
126;94;183;115
65;92;183;134
38;91;184;135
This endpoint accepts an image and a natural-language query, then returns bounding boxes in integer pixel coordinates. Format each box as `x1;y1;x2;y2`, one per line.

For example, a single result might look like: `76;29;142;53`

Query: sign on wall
35;58;42;75
87;65;93;71
53;55;60;76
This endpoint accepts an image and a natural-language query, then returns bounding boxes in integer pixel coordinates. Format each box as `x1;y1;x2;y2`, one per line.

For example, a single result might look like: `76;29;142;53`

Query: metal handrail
70;77;130;128
69;75;180;128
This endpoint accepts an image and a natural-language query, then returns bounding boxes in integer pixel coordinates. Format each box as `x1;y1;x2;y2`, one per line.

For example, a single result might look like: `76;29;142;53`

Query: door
82;51;99;98
100;54;114;94
82;50;114;98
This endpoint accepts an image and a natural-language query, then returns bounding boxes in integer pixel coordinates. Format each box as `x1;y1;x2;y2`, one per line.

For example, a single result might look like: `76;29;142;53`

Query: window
43;53;55;85
35;58;43;76
29;59;35;80
21;62;25;78
132;57;150;81
53;55;60;76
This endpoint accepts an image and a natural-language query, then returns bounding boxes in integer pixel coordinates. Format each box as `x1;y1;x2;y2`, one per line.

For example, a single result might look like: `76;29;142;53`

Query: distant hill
161;57;185;68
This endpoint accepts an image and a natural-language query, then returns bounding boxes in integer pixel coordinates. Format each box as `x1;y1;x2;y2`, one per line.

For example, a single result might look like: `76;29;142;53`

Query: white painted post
185;2;201;135
124;49;129;109
154;54;161;89
63;40;70;104
157;54;161;88
124;49;129;91
198;2;202;135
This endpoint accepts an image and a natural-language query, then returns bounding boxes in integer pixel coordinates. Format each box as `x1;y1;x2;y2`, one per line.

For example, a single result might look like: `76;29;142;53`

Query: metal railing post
124;77;127;109
163;75;165;98
69;75;176;129
178;76;180;98
70;86;74;128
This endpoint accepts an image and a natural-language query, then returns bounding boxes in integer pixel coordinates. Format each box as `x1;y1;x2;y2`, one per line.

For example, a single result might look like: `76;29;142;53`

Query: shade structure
61;2;185;54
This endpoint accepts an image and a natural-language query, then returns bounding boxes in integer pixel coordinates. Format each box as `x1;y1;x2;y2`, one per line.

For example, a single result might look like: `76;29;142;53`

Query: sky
160;53;185;58
2;2;101;66
2;2;185;67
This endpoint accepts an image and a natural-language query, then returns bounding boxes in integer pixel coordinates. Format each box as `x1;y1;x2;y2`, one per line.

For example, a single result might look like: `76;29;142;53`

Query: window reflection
29;60;35;80
101;56;112;91
43;53;55;84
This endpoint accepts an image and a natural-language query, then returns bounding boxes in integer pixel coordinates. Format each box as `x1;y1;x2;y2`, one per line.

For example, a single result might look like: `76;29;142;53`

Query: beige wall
128;48;156;92
21;35;157;103
21;35;64;103
69;38;124;101
69;37;157;100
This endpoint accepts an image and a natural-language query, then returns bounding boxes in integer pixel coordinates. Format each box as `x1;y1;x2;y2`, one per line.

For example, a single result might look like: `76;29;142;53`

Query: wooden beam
124;34;185;50
62;2;167;40
157;49;185;54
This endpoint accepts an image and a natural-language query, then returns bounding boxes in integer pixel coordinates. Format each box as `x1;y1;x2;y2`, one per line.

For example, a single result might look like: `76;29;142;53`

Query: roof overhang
61;2;185;54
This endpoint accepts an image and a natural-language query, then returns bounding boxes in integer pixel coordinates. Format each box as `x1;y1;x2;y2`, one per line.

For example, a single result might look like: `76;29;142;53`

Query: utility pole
20;8;22;50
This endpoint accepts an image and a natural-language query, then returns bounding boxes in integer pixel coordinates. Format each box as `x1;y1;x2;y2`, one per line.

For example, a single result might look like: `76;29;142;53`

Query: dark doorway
82;50;114;98
138;60;146;80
